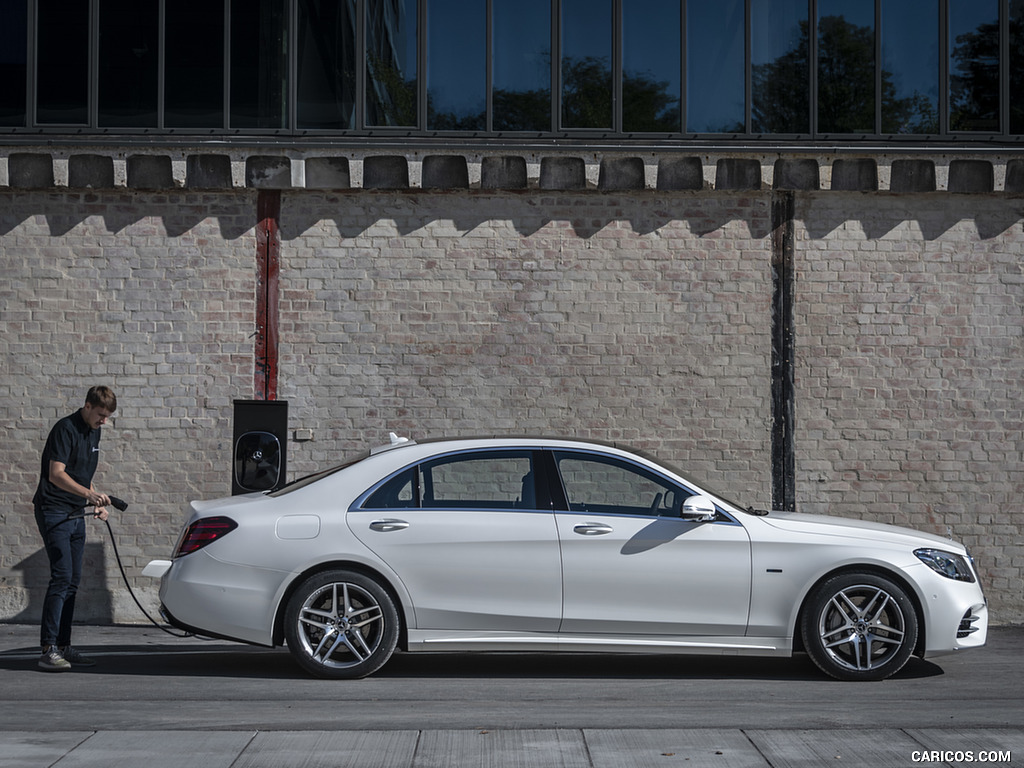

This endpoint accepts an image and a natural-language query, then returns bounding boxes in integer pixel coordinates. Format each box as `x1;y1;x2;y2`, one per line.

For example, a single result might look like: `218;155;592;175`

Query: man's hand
86;489;110;508
93;506;109;521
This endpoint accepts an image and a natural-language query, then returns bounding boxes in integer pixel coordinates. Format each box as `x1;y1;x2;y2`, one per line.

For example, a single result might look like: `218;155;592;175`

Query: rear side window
423;451;534;509
361;450;540;510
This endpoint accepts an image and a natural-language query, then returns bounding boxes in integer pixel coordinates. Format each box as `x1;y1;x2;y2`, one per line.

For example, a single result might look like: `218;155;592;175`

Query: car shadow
0;644;945;682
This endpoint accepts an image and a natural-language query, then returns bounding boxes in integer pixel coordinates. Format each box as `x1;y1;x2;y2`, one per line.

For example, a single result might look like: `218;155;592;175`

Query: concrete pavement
1;623;1020;768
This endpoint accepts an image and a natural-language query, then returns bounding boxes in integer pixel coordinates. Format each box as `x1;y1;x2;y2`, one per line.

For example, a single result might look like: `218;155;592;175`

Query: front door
552;450;752;636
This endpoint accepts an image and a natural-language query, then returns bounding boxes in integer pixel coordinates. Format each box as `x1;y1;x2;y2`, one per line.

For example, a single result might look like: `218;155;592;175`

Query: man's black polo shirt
33;410;101;513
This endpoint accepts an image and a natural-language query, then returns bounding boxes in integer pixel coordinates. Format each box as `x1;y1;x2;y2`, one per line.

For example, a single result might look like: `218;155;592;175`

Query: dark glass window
560;0;611;129
686;0;744;133
492;0;551;131
949;0;1000;131
751;0;810;134
1013;0;1024;134
421;452;536;509
364;467;419;508
297;0;356;129
37;0;89;124
166;0;225;129
622;0;680;132
98;0;159;128
0;0;27;126
817;0;874;133
365;0;417;127
230;0;288;129
554;451;682;517
427;0;485;130
880;0;939;134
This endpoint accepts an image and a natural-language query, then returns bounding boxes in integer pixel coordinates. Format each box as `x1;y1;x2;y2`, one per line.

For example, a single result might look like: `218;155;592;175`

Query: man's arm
48;461;110;509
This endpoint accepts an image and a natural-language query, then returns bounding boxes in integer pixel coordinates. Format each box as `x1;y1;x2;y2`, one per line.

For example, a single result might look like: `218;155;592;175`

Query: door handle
369;519;410;532
573;523;613;536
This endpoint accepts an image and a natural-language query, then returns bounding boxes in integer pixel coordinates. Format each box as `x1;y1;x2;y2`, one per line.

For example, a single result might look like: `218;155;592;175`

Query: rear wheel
284;569;399;679
801;572;918;681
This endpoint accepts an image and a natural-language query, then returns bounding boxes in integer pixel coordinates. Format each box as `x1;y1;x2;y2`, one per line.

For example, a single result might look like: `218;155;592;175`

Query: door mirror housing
681;495;717;522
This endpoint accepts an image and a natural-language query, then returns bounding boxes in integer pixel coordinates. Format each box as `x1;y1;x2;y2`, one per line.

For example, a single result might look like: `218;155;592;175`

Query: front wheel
284;569;399;679
800;572;918;681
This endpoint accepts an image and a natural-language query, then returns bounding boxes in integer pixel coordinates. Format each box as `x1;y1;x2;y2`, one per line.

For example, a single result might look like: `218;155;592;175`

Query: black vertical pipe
771;191;796;512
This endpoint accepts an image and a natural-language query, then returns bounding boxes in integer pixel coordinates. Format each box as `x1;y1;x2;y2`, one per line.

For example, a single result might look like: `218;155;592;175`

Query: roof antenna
389;432;410;446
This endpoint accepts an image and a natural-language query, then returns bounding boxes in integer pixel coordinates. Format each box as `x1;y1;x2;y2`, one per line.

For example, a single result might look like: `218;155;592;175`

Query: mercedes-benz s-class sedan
145;435;987;681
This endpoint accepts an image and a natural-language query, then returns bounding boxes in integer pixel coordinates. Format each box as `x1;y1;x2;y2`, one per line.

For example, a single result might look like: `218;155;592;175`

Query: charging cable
70;497;200;639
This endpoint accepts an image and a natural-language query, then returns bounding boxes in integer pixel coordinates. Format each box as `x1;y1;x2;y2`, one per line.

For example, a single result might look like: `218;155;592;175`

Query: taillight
175;516;238;557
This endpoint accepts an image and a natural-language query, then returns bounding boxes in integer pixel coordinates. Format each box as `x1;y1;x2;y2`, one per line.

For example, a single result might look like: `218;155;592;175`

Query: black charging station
232;400;288;495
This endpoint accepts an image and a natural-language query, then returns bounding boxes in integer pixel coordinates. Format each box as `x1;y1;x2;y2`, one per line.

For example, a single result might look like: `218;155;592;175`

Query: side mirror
681;495;717;522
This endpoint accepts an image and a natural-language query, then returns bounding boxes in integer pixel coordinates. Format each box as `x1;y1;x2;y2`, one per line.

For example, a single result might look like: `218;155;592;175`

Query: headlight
914;548;975;582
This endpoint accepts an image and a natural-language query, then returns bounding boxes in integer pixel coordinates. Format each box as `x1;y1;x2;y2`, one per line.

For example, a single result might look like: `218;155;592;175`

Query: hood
760;511;965;552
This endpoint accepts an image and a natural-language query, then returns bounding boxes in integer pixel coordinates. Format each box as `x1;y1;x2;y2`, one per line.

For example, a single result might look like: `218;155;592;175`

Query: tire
800;571;918;682
284;569;399;679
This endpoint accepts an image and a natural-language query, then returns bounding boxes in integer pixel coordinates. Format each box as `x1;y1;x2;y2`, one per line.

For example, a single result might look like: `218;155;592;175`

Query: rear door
348;449;562;632
552;450;752;636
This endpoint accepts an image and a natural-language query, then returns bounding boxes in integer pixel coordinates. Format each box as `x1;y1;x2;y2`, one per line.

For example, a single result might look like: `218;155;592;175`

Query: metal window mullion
89;0;98;128
612;0;621;133
1001;0;1009;136
356;0;365;130
744;0;751;133
27;0;37;127
939;0;948;134
419;0;426;130
485;0;492;132
874;0;881;135
552;0;560;132
809;0;817;138
224;0;231;130
680;0;687;135
288;0;296;131
158;0;165;129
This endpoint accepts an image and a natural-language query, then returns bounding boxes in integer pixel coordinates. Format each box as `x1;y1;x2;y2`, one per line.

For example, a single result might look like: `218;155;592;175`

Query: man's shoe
39;646;71;672
59;646;96;667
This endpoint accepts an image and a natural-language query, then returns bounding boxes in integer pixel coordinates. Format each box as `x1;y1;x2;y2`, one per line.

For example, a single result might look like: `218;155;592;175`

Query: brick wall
795;194;1024;621
0;190;257;621
1;184;1021;625
278;192;773;489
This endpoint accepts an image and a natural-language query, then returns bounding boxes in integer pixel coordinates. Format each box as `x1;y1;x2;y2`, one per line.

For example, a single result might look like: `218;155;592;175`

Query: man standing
33;386;117;671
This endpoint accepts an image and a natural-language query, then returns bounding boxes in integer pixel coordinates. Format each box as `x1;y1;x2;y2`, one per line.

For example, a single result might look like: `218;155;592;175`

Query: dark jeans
35;507;86;648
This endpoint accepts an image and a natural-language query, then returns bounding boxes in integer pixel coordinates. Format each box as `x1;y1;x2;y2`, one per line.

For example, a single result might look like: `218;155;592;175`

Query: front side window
554;452;682;517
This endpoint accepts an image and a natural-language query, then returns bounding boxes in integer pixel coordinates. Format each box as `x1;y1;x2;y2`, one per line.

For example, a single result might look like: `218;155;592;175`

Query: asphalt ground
0;623;1021;768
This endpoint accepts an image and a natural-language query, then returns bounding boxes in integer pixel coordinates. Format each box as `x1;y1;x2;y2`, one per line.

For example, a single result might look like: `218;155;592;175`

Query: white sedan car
146;436;987;681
